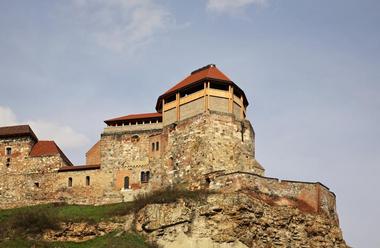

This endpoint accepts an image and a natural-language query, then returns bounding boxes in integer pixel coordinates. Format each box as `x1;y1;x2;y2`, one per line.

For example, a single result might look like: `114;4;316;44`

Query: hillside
0;189;347;248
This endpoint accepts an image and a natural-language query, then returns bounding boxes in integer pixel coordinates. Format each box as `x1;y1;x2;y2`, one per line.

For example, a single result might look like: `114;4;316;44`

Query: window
124;176;129;189
141;171;146;182
210;83;228;91
146;171;150;181
6;147;11;156
156;142;159;151
6;158;10;167
68;177;73;187
141;171;150;183
86;176;90;186
152;142;155;151
131;134;140;142
180;84;204;97
165;94;176;103
205;177;211;185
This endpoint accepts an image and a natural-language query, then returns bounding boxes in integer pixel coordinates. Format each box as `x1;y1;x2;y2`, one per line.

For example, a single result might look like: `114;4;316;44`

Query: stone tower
100;64;264;192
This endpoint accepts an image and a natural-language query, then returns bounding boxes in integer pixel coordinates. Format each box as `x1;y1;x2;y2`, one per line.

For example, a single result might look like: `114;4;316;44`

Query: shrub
4;208;60;236
113;187;210;216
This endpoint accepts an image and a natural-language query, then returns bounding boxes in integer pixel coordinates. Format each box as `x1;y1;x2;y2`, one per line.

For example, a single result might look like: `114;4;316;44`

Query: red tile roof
163;64;231;96
156;64;249;111
58;164;100;172
0;125;38;141
104;112;162;125
30;141;73;166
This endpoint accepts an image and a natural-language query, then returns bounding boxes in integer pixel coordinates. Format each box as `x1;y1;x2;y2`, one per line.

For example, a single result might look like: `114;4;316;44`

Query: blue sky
1;0;379;246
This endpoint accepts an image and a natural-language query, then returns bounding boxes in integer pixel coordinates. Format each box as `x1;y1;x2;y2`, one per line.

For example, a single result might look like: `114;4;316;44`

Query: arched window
141;171;146;182
124;176;129;189
68;177;73;187
86;176;90;186
131;134;140;142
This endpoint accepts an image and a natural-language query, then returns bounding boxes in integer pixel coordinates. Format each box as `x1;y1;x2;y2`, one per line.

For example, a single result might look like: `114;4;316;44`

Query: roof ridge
190;64;216;75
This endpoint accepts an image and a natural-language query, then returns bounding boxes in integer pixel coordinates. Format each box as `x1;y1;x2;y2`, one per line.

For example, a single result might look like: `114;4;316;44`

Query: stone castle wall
0;136;71;208
0;111;336;222
40;111;264;207
162;112;263;189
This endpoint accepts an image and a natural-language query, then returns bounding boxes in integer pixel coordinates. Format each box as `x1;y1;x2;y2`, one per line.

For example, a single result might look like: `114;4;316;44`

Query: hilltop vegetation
0;188;209;248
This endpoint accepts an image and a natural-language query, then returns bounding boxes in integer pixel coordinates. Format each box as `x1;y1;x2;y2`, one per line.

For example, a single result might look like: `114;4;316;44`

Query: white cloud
0;106;17;126
71;0;174;53
206;0;267;14
0;106;89;149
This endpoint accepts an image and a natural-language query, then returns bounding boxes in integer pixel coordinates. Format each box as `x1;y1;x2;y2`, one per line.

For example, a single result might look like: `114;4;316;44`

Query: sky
0;0;379;246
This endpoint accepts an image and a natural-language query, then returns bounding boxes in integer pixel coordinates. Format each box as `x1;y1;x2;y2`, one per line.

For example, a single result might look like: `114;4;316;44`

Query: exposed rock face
42;221;124;242
135;193;347;248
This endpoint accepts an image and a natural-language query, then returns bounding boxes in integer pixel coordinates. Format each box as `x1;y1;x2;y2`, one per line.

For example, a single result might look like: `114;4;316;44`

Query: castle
0;65;338;223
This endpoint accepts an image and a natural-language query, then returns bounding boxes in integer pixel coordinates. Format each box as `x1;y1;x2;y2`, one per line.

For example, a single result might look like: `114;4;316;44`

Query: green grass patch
0;232;156;248
0;187;210;245
0;202;128;225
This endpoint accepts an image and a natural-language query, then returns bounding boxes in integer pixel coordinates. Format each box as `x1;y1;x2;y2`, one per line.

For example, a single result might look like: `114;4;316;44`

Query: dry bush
113;187;210;217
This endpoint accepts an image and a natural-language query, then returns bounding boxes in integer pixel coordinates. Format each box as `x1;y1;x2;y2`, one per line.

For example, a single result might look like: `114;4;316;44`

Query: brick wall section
86;141;100;165
100;128;165;194
54;169;121;205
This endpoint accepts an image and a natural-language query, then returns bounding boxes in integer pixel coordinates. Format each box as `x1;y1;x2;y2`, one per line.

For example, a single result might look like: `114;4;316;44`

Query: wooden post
207;82;210;111
162;99;165;125
228;85;234;113
204;82;207;112
176;93;180;121
240;96;244;119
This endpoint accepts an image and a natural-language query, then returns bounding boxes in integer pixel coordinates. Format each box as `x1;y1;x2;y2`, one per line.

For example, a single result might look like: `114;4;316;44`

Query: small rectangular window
6;147;11;156
68;177;73;187
141;171;150;183
156;142;159;151
152;143;155;151
86;176;90;186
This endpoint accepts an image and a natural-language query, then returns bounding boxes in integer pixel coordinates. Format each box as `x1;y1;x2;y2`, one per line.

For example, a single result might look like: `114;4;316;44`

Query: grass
0;232;155;248
0;202;128;225
0;187;210;225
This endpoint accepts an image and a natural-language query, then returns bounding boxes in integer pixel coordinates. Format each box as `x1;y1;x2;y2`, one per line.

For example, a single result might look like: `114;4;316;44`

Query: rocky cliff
133;192;347;248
